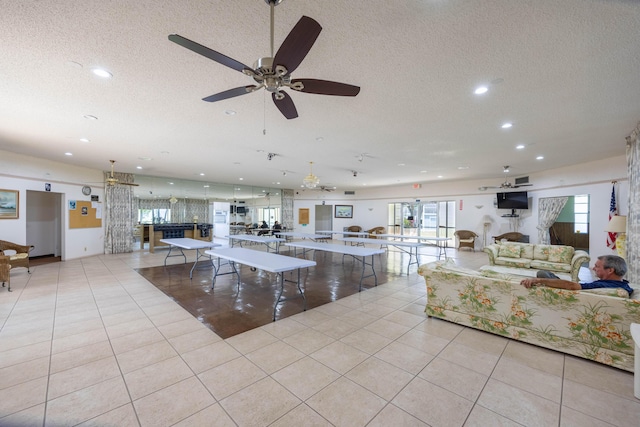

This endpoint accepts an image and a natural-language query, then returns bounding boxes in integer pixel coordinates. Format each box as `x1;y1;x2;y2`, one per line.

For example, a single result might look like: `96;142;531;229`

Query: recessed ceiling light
224;110;236;115
239;178;243;181
474;86;488;95
536;156;544;160
501;122;513;129
138;156;153;160
420;170;427;173
199;173;205;176
437;175;443;178
457;166;469;170
83;115;98;120
398;163;405;166
136;166;142;169
64;152;73;156
168;182;174;185
90;67;112;78
316;137;324;142
203;185;210;188
79;138;90;142
516;144;525;150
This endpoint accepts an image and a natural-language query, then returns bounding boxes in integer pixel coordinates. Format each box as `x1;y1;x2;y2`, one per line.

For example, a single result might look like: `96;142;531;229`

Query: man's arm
520;277;581;291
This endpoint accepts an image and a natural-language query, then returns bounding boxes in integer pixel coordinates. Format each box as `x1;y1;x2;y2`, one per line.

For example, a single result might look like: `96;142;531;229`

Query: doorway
26;190;63;259
315;204;332;232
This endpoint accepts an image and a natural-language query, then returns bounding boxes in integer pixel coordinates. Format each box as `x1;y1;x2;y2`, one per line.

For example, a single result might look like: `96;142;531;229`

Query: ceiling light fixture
536;156;544;160
90;67;112;79
501;122;513;129
474;86;488;95
516;144;525;150
303;162;320;189
79;138;90;142
169;195;178;204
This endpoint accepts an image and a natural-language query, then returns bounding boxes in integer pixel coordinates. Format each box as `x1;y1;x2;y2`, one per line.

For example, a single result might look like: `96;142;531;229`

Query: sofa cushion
498;244;521;258
530;260;572;273
9;253;28;260
495;257;532;269
533;245;550;261
548;246;574;264
579;287;631;299
519;243;534;260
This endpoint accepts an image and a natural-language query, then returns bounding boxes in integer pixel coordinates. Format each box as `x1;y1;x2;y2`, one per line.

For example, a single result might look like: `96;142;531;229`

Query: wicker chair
366;226;386;238
492;232;524;243
0;240;34;273
346;225;362;237
454;230;478;251
0;254;10;292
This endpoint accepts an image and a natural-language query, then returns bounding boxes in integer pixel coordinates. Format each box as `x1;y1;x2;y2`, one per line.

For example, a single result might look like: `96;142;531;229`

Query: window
574;195;589;234
138;208;171;224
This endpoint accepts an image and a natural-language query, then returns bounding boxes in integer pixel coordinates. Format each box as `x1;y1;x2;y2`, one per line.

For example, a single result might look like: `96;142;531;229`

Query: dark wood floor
136;250;413;339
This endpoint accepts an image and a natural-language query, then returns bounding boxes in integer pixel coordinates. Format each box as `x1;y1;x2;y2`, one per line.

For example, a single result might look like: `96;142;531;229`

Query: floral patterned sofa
483;242;590;282
418;260;640;372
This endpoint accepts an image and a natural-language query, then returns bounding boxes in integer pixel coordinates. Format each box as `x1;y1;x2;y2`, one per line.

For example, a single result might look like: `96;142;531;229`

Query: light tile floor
1;248;639;426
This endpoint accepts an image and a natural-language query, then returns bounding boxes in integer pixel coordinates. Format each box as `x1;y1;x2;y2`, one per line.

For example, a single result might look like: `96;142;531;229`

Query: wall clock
82;186;92;196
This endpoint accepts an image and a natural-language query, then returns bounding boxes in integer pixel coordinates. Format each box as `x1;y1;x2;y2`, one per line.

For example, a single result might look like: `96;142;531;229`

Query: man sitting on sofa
520;255;633;297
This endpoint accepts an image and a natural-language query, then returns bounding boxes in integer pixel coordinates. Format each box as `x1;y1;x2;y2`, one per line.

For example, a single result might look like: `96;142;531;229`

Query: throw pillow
548;246;574;264
580;287;629;299
533;245;550;260
498;244;521;258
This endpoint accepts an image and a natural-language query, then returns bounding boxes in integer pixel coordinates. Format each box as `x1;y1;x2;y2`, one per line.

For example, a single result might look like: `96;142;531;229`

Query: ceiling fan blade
202;86;257;103
273;16;322;75
513;184;533;188
169;34;251;73
291;79;360;96
272;91;298;119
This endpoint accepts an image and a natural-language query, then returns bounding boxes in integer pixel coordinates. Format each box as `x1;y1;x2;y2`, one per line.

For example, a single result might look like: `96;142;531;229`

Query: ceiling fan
105;160;139;187
168;0;360;119
317;185;336;192
478;166;532;191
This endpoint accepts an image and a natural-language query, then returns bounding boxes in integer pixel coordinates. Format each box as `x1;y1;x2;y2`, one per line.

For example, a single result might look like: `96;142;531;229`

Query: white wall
294;155;628;258
1;148;628;261
0;150;105;260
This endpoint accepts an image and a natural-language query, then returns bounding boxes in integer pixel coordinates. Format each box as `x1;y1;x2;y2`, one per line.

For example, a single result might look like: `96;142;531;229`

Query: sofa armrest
483;244;500;265
571;250;591;282
0;240;33;255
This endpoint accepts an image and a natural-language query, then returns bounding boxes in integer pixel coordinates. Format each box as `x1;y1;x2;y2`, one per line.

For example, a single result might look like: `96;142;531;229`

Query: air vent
344;190;355;195
515;176;529;185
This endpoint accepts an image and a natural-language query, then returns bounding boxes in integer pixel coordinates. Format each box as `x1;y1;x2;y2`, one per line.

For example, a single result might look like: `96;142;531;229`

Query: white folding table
159;238;222;278
276;232;331;243
226;234;285;253
316;230;371;238
339;237;424;274
375;234;451;260
205;247;316;321
285;241;385;291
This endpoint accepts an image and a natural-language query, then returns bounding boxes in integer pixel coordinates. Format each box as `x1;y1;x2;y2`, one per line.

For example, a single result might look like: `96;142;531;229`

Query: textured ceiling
1;0;639;196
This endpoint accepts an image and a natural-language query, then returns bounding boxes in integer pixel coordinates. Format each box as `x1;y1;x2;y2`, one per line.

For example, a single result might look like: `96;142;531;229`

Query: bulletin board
69;200;102;229
298;208;309;225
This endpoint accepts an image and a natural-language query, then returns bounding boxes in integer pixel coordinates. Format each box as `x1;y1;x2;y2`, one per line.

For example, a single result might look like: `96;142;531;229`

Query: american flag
606;184;617;249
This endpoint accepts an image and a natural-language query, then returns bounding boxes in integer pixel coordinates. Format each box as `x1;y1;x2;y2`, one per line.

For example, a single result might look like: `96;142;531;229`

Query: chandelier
302;162;320;189
169;195;178;204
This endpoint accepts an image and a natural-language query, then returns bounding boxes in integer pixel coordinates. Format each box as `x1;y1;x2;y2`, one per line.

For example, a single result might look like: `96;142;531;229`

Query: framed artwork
0;189;19;219
335;205;353;218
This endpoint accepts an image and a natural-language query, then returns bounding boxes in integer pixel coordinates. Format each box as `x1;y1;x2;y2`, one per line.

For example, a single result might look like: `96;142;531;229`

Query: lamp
302;162;320;189
482;215;493;248
605;215;627;259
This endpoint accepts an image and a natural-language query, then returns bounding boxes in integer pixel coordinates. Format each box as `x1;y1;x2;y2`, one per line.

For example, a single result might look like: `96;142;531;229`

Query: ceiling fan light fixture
303;162;320;188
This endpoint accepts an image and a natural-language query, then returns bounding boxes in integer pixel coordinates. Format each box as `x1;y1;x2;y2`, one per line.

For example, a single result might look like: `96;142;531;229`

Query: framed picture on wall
335;205;353;218
0;189;19;219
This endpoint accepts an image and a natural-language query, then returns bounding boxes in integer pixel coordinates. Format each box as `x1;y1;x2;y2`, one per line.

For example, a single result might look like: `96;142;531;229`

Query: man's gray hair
597;255;627;277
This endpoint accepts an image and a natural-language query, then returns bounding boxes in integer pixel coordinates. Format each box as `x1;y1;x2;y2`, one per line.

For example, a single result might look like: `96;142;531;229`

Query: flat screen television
236;206;246;214
496;191;529;210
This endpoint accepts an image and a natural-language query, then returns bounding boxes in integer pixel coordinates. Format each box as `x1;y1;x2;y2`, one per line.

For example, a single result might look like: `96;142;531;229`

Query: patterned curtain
625;121;640;283
137;199;171;211
104;171;135;253
282;189;294;230
536;197;569;244
184;199;208;223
